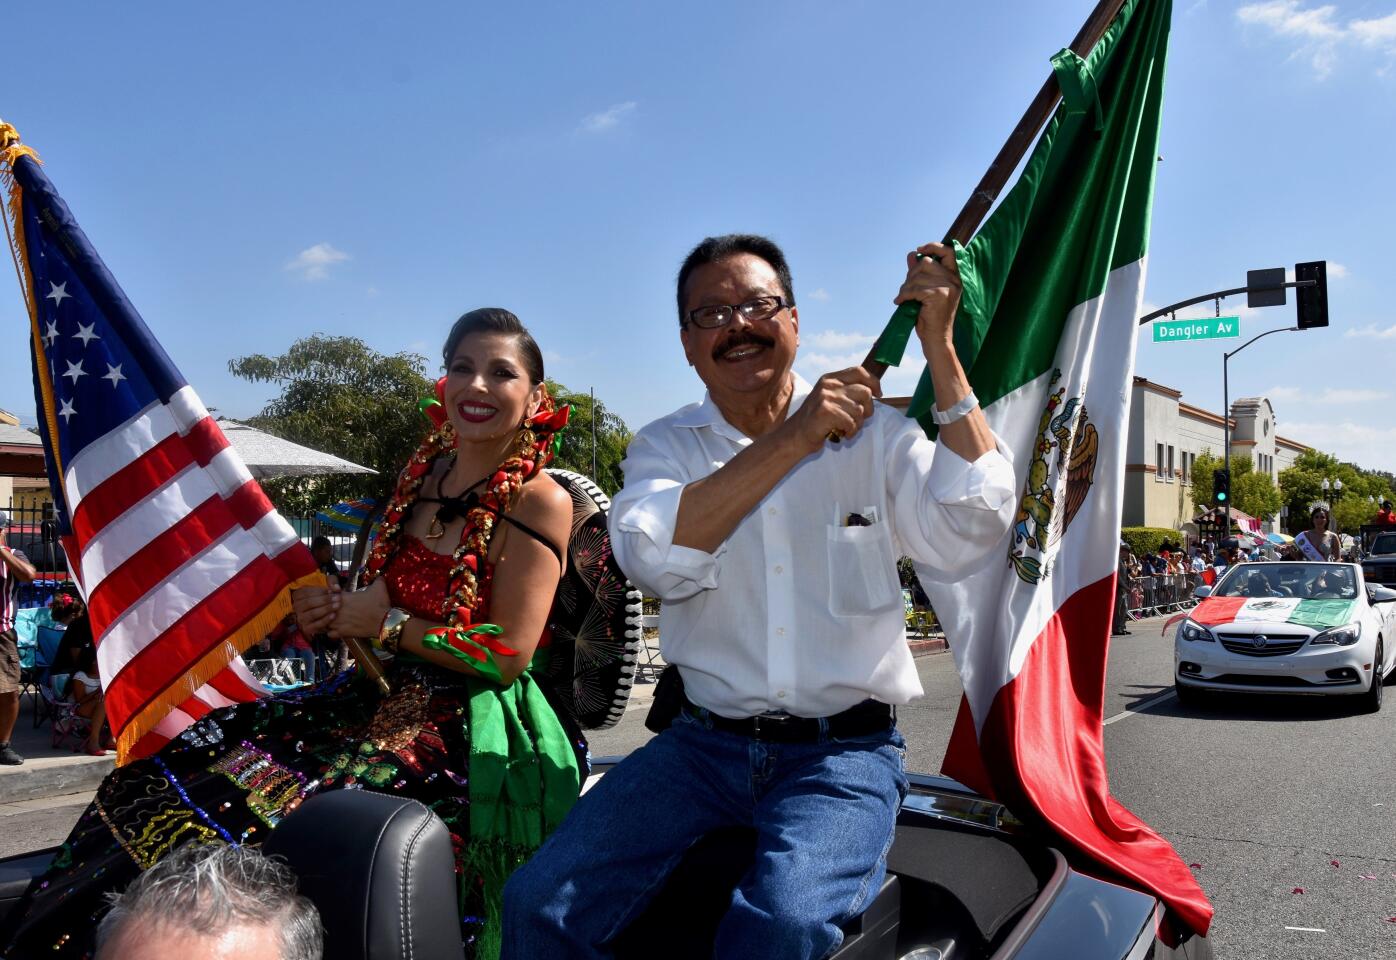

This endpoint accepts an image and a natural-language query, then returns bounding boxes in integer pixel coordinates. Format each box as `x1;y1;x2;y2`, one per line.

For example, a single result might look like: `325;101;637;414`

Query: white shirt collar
673;372;813;441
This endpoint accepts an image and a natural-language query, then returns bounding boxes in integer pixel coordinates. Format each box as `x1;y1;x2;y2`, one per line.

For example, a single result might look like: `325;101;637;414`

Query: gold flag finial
0;121;41;168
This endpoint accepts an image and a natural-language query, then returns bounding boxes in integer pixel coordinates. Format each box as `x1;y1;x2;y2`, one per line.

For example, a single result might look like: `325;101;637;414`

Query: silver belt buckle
751;712;792;738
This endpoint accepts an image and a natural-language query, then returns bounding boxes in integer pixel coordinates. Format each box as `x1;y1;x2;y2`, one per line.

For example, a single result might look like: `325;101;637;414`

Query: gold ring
826;429;844;443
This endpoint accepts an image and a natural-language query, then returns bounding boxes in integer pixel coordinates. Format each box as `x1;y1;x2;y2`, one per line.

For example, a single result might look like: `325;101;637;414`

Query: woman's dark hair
675;234;795;325
442;308;545;385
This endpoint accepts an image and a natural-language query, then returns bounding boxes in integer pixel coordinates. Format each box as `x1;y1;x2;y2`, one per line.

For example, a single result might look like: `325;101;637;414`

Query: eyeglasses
684;295;789;330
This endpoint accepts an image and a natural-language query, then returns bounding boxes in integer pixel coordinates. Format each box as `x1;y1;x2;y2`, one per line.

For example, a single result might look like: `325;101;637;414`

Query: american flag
2;126;323;762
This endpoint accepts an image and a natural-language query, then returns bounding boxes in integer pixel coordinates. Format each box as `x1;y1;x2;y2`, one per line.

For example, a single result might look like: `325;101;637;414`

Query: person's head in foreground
95;842;322;960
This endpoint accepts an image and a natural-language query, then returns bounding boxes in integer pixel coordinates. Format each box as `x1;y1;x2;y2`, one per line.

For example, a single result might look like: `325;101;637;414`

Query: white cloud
808;330;874;351
1343;323;1396;339
1351;11;1396;50
285;243;350;281
1263;385;1391;404
1327;261;1350;278
808;288;831;302
1279;419;1396;472
580;101;637;133
1237;2;1396;77
795;346;924;400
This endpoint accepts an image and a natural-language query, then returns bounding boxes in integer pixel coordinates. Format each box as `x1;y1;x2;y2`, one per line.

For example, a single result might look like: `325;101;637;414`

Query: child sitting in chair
66;645;111;756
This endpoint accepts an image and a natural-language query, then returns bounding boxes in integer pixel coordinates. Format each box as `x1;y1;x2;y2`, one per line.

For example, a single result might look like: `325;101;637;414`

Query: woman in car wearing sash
1295;504;1341;562
1;308;582;960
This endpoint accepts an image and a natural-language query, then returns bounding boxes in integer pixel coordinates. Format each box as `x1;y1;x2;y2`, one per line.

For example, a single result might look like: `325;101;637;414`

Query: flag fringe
115;569;327;763
1;130;66;480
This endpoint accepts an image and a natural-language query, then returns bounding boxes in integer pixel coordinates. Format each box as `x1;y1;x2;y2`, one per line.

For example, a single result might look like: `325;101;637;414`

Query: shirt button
774;565;783;574
775;627;786;636
768;506;777;516
776;691;787;699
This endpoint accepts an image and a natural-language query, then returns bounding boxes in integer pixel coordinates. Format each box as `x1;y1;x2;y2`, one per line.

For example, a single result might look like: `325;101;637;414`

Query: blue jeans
503;708;907;960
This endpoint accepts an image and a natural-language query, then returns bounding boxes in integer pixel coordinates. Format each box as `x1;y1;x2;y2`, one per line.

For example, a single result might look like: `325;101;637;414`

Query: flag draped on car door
874;0;1212;937
1;125;324;762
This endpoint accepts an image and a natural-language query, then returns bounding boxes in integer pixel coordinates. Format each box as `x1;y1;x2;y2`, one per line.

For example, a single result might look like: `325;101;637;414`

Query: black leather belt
683;696;894;743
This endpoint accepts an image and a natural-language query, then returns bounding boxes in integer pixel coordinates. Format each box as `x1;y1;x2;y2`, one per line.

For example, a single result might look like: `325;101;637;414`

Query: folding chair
636;613;664;683
30;624;68;728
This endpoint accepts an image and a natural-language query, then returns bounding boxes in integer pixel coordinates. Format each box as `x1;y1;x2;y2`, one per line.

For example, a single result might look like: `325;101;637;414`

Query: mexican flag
878;0;1212;937
1190;596;1355;631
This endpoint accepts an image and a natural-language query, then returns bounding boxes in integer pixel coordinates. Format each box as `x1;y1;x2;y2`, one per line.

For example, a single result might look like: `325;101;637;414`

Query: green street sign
1152;316;1240;343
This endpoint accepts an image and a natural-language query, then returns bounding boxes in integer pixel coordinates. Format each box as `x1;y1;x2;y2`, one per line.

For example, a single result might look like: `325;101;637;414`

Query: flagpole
861;0;1130;379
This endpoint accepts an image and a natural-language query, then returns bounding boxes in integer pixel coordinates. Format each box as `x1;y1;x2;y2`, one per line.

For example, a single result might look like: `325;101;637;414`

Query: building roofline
1132;376;1182;400
1177;401;1234;429
1276;434;1311;452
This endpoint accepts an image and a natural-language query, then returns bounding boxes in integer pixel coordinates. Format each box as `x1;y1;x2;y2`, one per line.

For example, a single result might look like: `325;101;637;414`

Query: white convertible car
1174;562;1396;711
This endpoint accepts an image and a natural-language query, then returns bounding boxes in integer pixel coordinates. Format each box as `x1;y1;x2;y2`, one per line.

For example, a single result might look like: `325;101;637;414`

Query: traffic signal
1295;261;1329;330
1213;468;1230;506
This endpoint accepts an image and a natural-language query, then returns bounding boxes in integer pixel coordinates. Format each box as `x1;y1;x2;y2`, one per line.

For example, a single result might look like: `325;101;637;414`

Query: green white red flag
877;0;1212;937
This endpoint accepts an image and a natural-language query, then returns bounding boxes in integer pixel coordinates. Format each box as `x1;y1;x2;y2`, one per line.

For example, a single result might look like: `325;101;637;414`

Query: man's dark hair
442;307;545;385
675;234;795;325
310;536;332;552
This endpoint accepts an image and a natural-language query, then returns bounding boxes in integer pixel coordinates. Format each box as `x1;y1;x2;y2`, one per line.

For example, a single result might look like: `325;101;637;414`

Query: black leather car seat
263;790;465;960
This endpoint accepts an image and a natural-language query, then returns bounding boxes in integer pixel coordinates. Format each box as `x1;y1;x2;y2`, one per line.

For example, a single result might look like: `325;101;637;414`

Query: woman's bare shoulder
512;472;573;532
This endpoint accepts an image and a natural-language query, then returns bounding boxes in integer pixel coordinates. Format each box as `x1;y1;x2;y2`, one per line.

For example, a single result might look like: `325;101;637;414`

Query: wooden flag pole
861;0;1130;379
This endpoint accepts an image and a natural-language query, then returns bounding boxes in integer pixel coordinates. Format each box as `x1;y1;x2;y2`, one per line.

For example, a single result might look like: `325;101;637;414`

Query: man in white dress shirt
504;235;1015;959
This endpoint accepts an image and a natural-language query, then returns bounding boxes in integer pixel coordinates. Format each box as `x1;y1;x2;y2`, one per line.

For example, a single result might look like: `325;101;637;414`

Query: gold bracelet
376;607;411;655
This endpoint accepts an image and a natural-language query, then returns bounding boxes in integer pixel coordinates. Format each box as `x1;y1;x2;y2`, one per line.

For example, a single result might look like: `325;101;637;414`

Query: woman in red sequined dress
1;309;582;960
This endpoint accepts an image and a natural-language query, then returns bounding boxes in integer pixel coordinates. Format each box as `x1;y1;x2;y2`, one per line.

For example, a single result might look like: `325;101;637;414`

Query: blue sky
2;1;1394;470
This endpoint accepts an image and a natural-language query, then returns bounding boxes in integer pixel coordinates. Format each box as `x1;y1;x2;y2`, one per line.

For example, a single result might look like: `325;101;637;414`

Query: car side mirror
1369;585;1396;604
1193;585;1212;599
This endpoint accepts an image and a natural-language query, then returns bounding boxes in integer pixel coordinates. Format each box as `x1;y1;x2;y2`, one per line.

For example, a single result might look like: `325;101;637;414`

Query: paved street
5;614;1394;957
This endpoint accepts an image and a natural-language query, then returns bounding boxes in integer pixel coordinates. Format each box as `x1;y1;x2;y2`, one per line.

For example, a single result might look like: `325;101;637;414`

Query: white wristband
931;390;979;426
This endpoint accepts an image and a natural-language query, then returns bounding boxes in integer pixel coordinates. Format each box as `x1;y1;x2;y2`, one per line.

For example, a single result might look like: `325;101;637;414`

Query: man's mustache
712;331;775;361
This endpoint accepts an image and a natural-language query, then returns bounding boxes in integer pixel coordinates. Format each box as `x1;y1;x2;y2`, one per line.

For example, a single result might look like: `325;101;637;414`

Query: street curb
908;636;948;657
0;754;114;804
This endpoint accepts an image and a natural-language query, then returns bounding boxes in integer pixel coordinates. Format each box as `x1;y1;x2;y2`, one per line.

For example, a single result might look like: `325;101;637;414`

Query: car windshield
1371;533;1396;556
1213;563;1358;601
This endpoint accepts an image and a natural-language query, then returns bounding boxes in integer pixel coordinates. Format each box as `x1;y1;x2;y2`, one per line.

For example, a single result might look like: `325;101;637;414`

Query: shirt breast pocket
826;523;901;618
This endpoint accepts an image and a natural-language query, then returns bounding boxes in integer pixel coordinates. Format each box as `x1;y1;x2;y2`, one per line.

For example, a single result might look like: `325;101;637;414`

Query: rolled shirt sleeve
885;415;1017;578
607;429;721;602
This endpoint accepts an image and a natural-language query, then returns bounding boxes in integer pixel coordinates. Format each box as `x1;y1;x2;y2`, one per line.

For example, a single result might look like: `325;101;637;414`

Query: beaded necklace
360;377;568;682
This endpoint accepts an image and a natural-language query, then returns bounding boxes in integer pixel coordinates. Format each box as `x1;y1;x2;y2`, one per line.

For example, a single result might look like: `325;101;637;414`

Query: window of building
1167;445;1175;481
1156;442;1165;479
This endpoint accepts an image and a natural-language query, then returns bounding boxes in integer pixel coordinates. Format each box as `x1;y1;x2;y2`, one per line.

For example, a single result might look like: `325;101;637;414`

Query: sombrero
539;469;643;729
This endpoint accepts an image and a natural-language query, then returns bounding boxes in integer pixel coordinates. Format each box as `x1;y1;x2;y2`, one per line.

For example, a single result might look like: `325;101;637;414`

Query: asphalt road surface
4;613;1393;957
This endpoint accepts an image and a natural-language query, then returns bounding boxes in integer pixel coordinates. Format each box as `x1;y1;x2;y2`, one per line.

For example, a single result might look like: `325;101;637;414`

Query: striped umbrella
315;498;380;534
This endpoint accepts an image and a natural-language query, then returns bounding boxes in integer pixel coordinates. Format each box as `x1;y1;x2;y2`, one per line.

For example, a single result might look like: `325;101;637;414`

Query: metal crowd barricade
1125;571;1201;619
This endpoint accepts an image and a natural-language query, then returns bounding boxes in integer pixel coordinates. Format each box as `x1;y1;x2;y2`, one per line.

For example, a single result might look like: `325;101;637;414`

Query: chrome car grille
1216;633;1307;657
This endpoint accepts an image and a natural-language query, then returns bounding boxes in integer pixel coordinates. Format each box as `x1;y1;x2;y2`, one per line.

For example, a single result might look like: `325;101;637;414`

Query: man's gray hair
96;842;322;959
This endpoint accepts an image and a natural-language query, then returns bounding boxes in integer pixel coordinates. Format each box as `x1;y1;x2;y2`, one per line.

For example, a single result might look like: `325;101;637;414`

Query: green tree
229;335;432;515
1233;470;1282;520
1188;449;1223;511
1278;448;1396;534
546;381;633;496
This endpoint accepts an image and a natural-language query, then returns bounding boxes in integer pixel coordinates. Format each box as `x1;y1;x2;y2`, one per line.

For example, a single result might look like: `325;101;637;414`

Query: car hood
1188;595;1358;635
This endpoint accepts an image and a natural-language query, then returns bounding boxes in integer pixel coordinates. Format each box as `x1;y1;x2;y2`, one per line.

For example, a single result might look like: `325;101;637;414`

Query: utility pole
1221;326;1297;536
1140;264;1330;541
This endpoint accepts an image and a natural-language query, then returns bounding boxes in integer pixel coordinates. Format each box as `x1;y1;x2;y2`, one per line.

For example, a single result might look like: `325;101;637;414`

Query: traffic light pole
1221;325;1300;536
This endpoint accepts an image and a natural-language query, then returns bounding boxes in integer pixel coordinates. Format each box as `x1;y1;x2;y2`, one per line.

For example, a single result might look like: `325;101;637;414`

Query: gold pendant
426;515;445;540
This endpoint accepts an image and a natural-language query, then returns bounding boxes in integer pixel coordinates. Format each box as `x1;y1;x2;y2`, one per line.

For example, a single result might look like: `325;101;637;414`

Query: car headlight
1178;619;1215;643
1311;623;1361;646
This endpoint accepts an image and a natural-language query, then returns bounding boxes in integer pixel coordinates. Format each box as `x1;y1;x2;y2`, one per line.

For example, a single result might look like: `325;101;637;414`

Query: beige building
1123;377;1308;530
0;410;49;512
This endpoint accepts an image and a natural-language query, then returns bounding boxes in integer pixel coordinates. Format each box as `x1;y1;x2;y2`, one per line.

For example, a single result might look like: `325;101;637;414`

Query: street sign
1151;316;1240;342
